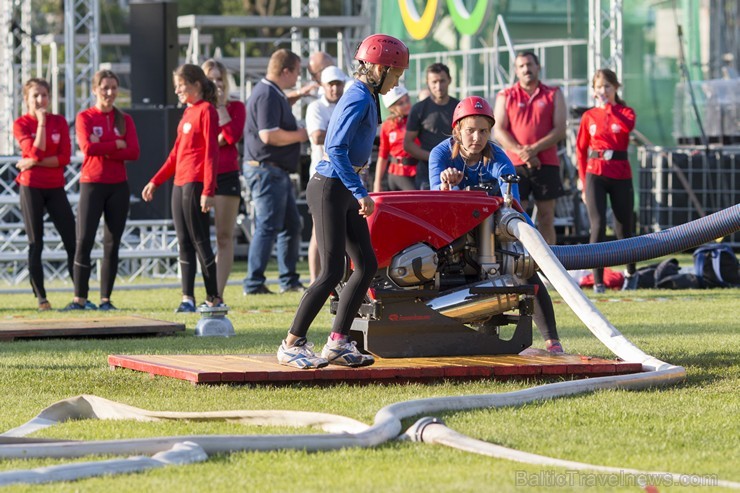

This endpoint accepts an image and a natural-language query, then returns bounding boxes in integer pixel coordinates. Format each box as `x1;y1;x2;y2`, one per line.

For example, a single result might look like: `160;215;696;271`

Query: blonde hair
450;115;494;164
201;59;230;98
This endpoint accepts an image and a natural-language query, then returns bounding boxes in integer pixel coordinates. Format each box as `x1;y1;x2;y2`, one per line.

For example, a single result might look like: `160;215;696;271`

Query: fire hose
1;207;738;487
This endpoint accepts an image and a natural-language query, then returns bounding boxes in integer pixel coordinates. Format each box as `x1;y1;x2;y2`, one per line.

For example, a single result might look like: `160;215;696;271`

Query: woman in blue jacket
429;96;564;354
277;34;409;369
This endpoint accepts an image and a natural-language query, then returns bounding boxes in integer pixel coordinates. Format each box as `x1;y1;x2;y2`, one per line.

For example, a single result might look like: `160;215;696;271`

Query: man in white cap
304;65;347;284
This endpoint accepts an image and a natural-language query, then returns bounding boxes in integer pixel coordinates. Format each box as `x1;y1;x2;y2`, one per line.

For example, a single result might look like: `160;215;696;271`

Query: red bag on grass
578;267;625;290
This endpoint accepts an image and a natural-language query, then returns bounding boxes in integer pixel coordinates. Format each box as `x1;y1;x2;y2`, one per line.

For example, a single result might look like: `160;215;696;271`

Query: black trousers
19;185;76;299
289;174;377;338
529;273;559;341
585;173;636;284
74;182;129;299
171;182;218;299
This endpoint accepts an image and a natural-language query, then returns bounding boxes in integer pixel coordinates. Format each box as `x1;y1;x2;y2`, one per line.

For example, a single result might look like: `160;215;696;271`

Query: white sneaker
321;337;375;367
277;338;328;369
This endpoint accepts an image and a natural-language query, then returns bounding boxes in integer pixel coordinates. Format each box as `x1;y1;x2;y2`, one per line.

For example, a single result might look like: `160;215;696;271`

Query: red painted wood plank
442;366;474;377
108;355;218;384
541;364;569;375
108;353;645;385
362;367;403;380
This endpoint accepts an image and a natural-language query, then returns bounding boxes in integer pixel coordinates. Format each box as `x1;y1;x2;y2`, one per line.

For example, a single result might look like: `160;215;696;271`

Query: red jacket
151;100;219;196
576;103;635;185
379;115;416;177
76;106;140;184
216;100;246;175
13;113;70;188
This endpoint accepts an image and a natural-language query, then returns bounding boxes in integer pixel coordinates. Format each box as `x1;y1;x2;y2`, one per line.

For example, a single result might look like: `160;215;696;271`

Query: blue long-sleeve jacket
315;82;377;199
429;138;520;200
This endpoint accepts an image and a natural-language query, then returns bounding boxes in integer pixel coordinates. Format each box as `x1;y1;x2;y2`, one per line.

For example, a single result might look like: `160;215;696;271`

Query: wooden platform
0;316;185;341
108;349;643;385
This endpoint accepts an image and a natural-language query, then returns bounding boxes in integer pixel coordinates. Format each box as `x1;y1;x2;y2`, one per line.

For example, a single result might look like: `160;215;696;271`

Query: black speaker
130;1;178;107
127;106;184;219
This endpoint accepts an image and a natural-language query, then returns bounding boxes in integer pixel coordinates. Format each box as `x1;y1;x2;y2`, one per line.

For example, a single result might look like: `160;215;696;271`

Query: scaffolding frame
64;0;99;126
0;0;31;154
588;0;623;99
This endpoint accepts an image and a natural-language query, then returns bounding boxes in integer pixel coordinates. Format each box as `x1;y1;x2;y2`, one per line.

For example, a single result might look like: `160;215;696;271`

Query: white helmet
381;85;409;109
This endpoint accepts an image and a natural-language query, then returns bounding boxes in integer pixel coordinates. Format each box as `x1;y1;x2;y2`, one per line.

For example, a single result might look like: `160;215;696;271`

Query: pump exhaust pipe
426;275;521;323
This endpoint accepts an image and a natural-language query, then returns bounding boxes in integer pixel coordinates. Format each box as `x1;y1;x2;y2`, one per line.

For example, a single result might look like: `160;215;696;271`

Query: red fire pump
331;182;538;358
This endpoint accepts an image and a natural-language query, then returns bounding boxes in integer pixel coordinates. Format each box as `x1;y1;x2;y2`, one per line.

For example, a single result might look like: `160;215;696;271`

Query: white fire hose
1;218;737;488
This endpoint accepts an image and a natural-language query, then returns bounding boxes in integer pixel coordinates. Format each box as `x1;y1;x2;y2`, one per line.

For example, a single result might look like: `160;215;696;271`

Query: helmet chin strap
370;66;390;124
458;141;481;163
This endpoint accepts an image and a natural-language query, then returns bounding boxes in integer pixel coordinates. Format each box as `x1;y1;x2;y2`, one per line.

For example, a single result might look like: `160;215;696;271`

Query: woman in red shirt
576;68;637;293
64;70;140;311
142;64;221;311
201;59;245;301
372;85;417;192
13;79;76;311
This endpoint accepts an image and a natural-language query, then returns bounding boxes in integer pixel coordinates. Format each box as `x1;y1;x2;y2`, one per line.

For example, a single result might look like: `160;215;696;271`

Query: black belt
389;157;418;166
588;149;628;160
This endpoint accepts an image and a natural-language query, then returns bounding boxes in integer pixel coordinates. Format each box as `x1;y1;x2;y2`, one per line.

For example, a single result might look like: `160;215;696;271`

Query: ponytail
113;107;126;136
201;79;218;105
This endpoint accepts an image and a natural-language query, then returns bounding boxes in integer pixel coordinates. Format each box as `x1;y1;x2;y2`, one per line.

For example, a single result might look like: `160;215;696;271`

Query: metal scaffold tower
0;0;31;154
588;0;623;97
64;0;99;125
291;0;320;57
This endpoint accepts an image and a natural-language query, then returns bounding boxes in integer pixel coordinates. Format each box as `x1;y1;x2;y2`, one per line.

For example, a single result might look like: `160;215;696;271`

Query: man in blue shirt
243;49;309;295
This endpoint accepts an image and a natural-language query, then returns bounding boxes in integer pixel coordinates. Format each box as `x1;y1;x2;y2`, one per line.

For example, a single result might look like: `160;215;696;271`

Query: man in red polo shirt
493;51;566;245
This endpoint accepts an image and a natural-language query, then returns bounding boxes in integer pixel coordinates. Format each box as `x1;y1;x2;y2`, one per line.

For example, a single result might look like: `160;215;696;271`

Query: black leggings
289;174;378;338
19;185;76;300
530;274;559;341
172;183;218;299
74;182;129;300
585;173;636;284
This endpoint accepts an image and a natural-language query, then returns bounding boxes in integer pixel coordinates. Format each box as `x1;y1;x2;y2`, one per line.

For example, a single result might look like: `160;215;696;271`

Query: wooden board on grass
0;316;185;341
108;348;643;385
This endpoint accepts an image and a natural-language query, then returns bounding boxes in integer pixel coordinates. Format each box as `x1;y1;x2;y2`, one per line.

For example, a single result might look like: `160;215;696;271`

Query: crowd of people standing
12;35;637;367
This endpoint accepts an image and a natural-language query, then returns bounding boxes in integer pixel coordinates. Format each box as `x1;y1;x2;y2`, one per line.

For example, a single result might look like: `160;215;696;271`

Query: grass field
0;260;738;492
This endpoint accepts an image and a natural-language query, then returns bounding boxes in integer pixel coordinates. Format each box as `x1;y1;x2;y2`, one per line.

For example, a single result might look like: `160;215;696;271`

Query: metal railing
0;156;180;284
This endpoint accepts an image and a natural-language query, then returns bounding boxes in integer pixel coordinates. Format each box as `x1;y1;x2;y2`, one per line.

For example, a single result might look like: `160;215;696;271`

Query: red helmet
452;96;495;128
354;34;409;69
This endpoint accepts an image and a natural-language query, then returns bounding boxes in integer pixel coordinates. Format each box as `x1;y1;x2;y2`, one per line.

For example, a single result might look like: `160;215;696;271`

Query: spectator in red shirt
142;64;222;311
576;68;637;293
13;78;76;311
64;70;140;311
493;51;566;245
373;85;417;192
202;59;246;301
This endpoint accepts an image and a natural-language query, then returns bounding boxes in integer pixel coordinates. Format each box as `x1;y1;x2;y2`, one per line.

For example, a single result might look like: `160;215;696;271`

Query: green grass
0;261;738;492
